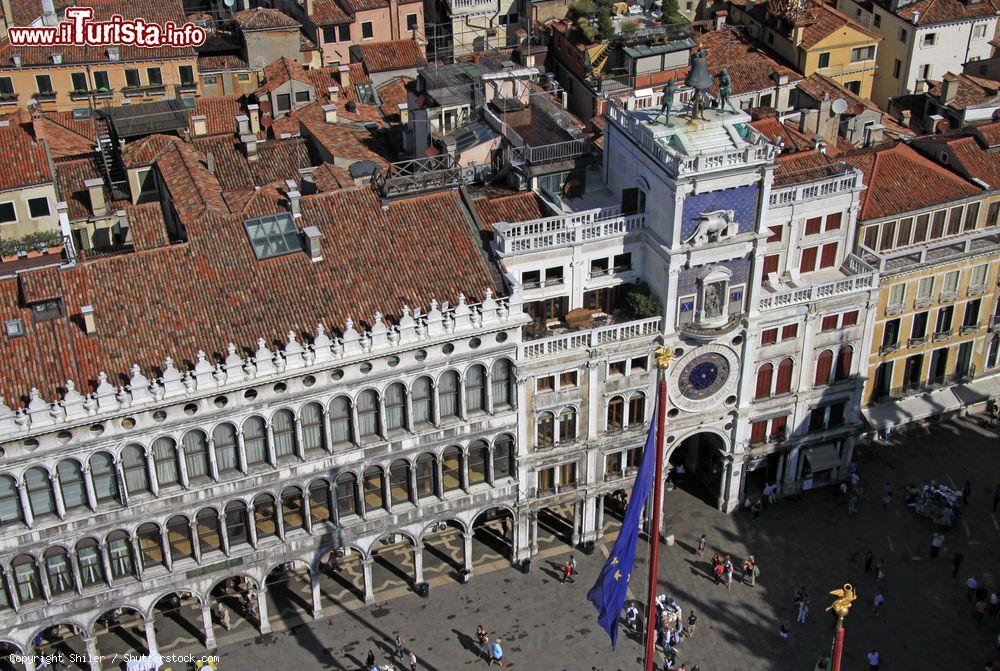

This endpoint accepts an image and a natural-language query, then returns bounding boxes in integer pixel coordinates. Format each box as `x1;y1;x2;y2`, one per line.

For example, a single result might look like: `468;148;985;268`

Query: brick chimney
247;104;260;134
940;73;960;104
191;114;207;136
84;177;108;216
30;108;45;142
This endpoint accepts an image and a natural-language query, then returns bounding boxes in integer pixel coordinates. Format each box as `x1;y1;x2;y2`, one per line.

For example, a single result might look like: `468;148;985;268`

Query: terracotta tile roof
0;120;53;191
310;162;356;191
377;76;412;122
0;0;196;66
344;0;389;10
191;136;316;200
300;31;318;52
189;95;247;137
122;134;181;168
354;39;427;74
232;7;299;31
750;116;825;154
8;0;70;28
699;27;800;96
198;53;252;72
772;150;842;186
752;1;879;51
916;131;1000;189
54;157;128;221
0;185;498;405
796;73;868;115
305;67;384;125
973;120;1000;148
310;0;351;25
125;202;171;251
2;107;99;160
471;191;550;230
256;57;312;95
840;142;982;221
927;74;1000;112
154;140;231;219
293;102;394;164
894;0;1000;25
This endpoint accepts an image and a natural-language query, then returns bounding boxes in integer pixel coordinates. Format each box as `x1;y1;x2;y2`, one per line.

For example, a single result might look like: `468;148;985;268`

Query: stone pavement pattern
181;415;999;670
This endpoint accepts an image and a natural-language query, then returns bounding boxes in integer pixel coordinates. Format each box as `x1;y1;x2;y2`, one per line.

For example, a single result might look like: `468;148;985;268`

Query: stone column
144;619;159;657
206;438;219;481
99;543;114;586
381;472;391;512
303;493;313;534
39;562;52;604
51;471;66;519
256;588;271;634
349;402;361;447
485;371;494;414
131;535;144;580
460;451;469;492
71;552;84;594
486;447;495;486
274;502;286;540
571;501;582;547
457;374;467;420
160;527;173;571
201;603;217;649
462;531;474;576
530;512;539;557
3;570;19;611
580;495;597;544
177;444;190;488
413;543;424;584
264;423;277;466
408;465;418;505
321;408;334;453
310;571;323;618
435;458;444;498
247;512;259;548
191;520;202;563
114;460;129;507
219;511;231;556
431;382;441;426
377;398;388;441
82;464;98;510
361;557;375;604
17;481;33;527
84;637;101;671
236;431;248;474
404;389;415;433
596;495;606;541
294;417;305;460
145;449;159;496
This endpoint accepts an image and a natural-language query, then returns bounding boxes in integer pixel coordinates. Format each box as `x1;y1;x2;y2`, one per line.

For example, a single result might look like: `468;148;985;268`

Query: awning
861;386;963;432
803;443;842;472
951;373;1000;406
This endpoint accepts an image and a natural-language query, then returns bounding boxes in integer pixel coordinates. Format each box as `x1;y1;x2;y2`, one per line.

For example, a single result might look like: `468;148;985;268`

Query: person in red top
562;560;575;584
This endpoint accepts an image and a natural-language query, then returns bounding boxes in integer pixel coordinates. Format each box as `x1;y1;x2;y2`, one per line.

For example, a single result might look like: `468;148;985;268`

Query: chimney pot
12;54;21;68
714;10;727;29
247;104;260;134
107;47;119;61
236;114;250;136
940;73;960;104
83;177;108;216
191;114;207;136
398;102;409;124
288;189;302;218
240;134;258;160
327;86;339;102
322;103;338;124
206;151;215;173
338;64;351;89
51;52;62;64
302;225;323;262
80;305;96;335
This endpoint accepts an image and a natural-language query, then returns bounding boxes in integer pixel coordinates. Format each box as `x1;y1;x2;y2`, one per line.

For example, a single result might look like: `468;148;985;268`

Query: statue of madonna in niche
704;281;725;320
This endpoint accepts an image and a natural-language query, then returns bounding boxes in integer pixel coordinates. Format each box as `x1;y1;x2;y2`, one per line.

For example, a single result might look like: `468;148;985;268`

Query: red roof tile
927;73;1000;111
256;57;312;95
310;0;351;25
155;140;231;219
0;185;498;405
354;39;427;74
917;132;1000;189
54;157;128;221
377;76;413;122
310;162;356;191
198;53;252;72
189;95;247;138
122;134;181;168
894;0;1000;25
232;7;299;30
841;142;982;220
345;0;389;10
472;191;550;230
293;102;394;164
700;27;800;96
0;119;52;190
973;120;1000;148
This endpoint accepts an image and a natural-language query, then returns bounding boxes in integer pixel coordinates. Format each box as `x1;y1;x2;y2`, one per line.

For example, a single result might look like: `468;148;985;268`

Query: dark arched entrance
667;432;725;507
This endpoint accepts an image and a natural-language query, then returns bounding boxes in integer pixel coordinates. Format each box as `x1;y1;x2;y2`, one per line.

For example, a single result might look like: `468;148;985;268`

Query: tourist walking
778;622;789;641
624;603;640;633
724;557;734;590
365;650;375;669
872;591;884;616
686;611;697;638
867;649;880;671
475;625;489;660
930;531;945;558
570;555;578;576
864;550;874;573
394;635;406;659
489;639;506;668
968;576;979;600
953;551;965;577
562;560;575;584
796;599;809;624
407;649;417;671
697;534;707;558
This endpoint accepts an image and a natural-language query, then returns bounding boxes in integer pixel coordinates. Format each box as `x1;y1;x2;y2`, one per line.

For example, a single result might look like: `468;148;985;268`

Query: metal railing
769;164;861;205
447;0;497;13
907;336;927;347
519;316;661;359
371;155;462;199
494;207;645;256
758;254;876;312
512;138;591;164
859;227;1000;273
888;366;976;399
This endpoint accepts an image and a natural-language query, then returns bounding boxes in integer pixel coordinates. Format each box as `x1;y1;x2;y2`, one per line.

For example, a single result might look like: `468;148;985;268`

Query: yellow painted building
728;0;880;99
842;143;1000;426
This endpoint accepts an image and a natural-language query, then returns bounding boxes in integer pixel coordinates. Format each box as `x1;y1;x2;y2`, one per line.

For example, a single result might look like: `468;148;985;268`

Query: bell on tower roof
686;48;713;119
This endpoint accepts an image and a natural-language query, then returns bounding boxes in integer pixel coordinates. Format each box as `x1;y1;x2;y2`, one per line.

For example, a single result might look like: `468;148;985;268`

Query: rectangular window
942;270;959;294
883;318;900;346
362;21;374;39
761;328;778;345
936;305;953;333
0;77;12;96
179;65;194;85
971;263;988;288
841;310;859;327
879;221;897;250
989;202;1000;227
948;206;964;236
146;67;162;86
559;371;578;388
914;213;930;241
322;26;336;43
295;90;311;103
920;63;932;80
613;252;632;270
338;24;350;41
964;299;981;327
850;46;875;61
27;197;49;218
762;254;779;283
821;315;839;332
630;357;648;372
276;93;291;112
406;13;418;30
71;72;88;92
819;242;838;269
125;69;140;88
963;202;980;231
35;74;53;94
931;210;947;239
922;33;937;46
899;28;907;41
0;202;15;223
93;70;110;91
974;24;987;38
863;225;879;249
873;13;881;27
818;52;831;68
896;217;913;246
888;283;905;307
917;277;934;299
893;59;902;78
800;246;818;273
824;212;842;231
804;217;822;236
536;375;555;392
767;225;783;243
781;323;799;340
609;360;626;376
912;311;928;338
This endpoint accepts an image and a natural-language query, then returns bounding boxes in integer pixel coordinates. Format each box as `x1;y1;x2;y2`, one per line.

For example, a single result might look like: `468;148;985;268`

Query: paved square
159;414;1000;670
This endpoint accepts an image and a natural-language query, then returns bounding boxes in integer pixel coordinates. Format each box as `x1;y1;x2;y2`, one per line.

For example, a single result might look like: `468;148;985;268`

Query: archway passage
668;433;726;507
317;546;366;606
30;624;88;670
0;642;25;671
151;591;204;653
94;606;148;662
536;502;575;549
472;508;514;565
265;561;313;627
370;534;416;594
209;576;259;638
421;520;465;582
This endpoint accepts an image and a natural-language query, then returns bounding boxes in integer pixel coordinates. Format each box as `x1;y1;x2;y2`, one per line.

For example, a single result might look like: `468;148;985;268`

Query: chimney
327;86;339;102
304;0;314;16
398;103;409;124
236;114;250;136
41;0;56;26
191;114;207;136
412;108;430;157
107;47;119;61
240;134;258;161
298;167;317;194
322;103;338;123
940;73;960;104
915;79;927;93
912;9;920;22
83;178;108;216
867;123;885;146
900;109;913;126
247;104;260;134
714;10;727;29
811;137;826;154
80;305;96;335
30;108;44;141
206;151;215;174
51;52;62;65
798;109;810;133
302;225;323;262
338;64;351;89
926;113;944;133
12;53;21;68
287;189;301;218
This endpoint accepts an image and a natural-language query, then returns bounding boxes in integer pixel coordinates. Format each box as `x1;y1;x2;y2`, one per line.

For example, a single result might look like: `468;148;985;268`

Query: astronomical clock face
678;353;730;401
668;344;740;412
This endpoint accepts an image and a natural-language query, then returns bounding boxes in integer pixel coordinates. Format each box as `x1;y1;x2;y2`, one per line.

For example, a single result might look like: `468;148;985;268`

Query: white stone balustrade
494;208;645;256
518;316;662;360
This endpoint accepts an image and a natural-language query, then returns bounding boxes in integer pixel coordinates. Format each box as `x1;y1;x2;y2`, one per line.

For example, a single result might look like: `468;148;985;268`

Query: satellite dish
831;98;849;115
223;0;235;7
260;99;272;115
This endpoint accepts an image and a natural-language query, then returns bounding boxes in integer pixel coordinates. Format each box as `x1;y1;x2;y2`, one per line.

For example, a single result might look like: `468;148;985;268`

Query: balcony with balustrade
768;163;863;208
493;206;645;257
758;253;878;312
519;315;662;359
445;0;498;16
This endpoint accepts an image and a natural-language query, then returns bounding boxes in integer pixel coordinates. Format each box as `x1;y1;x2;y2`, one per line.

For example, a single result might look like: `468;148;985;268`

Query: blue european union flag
587;402;659;649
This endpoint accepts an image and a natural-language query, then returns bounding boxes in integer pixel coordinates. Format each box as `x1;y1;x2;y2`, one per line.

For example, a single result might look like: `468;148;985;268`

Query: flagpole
644;347;671;671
